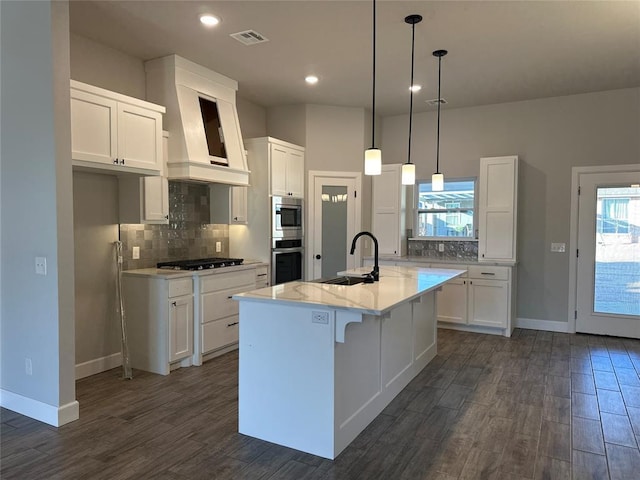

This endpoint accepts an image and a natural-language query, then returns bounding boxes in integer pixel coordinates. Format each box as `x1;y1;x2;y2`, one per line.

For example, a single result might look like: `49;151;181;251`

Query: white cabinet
123;275;194;375
195;269;256;363
478;156;518;263
210;185;248;224
437;276;469;325
270;142;304;198
255;265;270;288
372;165;407;256
70;80;164;174
169;293;193;362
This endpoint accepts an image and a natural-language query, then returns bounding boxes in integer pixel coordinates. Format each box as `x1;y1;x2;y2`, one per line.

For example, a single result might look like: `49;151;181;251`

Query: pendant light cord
436;54;442;174
371;0;376;149
407;20;416;165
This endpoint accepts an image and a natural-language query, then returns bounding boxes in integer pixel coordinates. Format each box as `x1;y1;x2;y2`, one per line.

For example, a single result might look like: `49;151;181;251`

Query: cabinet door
287;150;305;198
468;279;509;328
436;278;468;324
372;166;403;255
231;186;248;224
117;103;162;171
270;145;289;196
143;176;169;223
478;156;518;262
169;295;193;362
70;89;118;165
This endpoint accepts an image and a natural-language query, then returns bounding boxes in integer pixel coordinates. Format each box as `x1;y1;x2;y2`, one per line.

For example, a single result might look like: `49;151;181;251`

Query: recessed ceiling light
305;75;319;85
200;14;220;27
410;85;422;92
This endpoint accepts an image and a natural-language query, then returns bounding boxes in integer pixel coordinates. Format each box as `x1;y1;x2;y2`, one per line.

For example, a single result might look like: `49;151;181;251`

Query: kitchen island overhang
233;266;464;460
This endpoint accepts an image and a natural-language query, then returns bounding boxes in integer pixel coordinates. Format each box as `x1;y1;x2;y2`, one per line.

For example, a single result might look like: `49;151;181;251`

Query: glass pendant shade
364;148;382;175
402;163;415;185
432;172;444;191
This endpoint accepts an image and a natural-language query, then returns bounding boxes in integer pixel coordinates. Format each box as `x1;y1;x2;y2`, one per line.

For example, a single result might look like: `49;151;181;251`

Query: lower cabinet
195;269;256;363
124;275;194;375
436;276;468;325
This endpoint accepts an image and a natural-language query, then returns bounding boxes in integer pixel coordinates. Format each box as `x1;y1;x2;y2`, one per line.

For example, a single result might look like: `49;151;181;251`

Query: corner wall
381;87;640;325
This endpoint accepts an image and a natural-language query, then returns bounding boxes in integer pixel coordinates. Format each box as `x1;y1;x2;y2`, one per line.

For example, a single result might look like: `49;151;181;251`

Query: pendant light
431;49;448;191
401;14;422;185
364;0;381;175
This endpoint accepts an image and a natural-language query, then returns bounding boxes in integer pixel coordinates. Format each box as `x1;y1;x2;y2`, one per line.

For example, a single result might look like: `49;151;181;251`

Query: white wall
267;105;307;146
382;87;640;324
70;33;146;99
1;0;77;425
73;172;121;366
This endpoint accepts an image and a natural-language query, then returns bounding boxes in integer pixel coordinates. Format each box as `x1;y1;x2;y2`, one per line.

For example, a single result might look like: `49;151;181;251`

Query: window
415;179;476;238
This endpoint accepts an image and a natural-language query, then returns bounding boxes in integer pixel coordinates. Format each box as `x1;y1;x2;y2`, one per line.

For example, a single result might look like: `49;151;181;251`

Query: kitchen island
233;265;463;459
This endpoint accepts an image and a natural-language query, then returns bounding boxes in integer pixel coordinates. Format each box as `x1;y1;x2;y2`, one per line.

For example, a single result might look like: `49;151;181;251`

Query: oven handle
272;247;304;253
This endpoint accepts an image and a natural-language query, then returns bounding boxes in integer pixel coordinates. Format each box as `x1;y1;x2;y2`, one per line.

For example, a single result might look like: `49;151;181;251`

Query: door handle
315;254;321;259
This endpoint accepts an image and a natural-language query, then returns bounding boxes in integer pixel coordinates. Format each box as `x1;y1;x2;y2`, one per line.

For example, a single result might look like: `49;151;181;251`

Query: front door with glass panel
312;177;358;280
576;171;640;338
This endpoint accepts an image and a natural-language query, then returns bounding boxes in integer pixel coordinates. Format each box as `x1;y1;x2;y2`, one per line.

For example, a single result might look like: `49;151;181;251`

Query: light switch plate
551;242;566;253
438;243;445;252
35;257;47;275
216;241;222;252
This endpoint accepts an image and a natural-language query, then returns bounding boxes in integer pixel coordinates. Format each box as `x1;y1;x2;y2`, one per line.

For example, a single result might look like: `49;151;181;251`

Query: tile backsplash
408;239;478;262
120;181;229;270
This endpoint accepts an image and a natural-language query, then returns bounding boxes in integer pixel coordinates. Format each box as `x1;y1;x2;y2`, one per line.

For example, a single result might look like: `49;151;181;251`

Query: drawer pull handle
257;273;267;277
227;321;239;327
480;272;495;276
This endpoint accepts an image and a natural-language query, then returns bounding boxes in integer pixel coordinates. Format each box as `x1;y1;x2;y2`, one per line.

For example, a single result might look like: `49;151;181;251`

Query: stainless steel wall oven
271;238;303;285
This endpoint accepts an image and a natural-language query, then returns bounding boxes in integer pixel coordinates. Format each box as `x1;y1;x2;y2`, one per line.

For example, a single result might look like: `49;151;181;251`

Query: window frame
413;177;478;240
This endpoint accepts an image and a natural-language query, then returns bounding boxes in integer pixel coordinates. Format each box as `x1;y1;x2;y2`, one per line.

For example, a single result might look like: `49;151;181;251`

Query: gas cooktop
156;257;244;271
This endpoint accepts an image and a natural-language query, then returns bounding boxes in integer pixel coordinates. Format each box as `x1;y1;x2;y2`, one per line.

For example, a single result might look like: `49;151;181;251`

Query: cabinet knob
233;217;238;221
171;301;177;306
165;215;169;219
120;159;125;165
113;158;119;164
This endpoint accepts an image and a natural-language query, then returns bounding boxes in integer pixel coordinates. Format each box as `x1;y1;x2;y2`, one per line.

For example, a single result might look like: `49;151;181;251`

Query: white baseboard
0;389;79;427
75;352;122;380
515;317;570;333
438;322;508;337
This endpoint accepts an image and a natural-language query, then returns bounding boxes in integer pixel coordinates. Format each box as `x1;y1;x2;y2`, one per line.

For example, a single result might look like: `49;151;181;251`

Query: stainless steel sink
315;275;370;286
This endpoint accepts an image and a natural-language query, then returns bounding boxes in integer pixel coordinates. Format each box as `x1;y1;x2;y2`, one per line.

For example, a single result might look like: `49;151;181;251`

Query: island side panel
238;301;336;459
412;292;437;368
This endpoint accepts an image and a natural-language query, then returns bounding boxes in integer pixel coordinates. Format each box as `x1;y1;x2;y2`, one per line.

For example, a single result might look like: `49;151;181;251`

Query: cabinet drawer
201;270;255;293
168;278;193;298
255;266;269;283
202;317;239;353
201;283;255;323
468;265;510;281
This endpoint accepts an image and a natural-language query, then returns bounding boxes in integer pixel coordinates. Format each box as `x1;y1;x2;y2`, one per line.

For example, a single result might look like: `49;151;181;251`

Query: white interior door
576;171;640;338
310;174;361;280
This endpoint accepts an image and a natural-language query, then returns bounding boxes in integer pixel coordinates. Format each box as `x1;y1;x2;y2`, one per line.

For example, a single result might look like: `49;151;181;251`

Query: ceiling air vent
425;98;448;106
230;30;269;46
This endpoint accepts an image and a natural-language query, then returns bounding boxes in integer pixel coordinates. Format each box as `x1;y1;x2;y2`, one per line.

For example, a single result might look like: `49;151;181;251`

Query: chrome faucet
349;231;379;282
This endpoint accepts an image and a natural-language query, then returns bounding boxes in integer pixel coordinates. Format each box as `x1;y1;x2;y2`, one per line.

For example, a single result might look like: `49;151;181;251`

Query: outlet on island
216;241;222;253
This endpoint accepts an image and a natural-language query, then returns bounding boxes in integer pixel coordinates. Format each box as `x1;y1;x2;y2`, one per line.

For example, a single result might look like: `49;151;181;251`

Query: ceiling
69;1;640;117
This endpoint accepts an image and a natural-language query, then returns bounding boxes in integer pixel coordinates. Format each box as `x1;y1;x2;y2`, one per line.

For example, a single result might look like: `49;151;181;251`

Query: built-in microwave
272;196;303;239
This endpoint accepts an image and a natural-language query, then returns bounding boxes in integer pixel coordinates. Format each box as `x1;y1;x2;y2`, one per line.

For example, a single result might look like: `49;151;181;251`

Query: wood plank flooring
2;328;640;479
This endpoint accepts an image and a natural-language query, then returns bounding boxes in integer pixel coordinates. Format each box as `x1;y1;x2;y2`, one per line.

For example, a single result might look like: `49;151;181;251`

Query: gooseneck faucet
350;231;379;282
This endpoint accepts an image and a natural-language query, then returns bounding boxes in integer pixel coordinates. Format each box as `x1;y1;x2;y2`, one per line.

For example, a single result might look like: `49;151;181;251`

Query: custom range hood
145;55;249;185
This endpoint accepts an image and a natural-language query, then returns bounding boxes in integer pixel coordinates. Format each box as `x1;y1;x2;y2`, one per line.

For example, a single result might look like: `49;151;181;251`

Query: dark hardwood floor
2;328;640;479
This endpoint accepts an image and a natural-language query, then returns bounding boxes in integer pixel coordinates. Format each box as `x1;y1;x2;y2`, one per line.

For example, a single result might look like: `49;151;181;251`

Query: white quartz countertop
122;261;264;279
233;266;464;315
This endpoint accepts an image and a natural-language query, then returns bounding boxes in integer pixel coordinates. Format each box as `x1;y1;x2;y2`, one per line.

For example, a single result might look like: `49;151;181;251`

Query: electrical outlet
216;241;222;252
35;257;47;275
132;246;140;259
551;243;566;253
438;243;445;253
25;358;32;376
312;311;329;324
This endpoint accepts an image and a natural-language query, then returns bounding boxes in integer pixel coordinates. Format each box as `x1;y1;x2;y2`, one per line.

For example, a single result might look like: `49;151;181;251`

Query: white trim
75;352;122;380
514;317;570;333
437;322;509;337
307;171;363;281
0;389;79;427
568;164;640;334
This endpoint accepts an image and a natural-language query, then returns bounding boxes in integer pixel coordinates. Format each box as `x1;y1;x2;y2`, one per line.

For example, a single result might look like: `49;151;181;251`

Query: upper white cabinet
372;164;407;256
478;155;518;263
269;141;305;198
70;80;165;174
210;184;248;224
